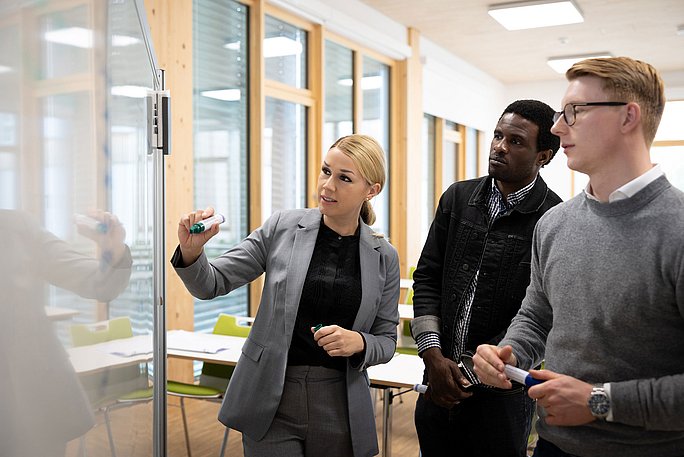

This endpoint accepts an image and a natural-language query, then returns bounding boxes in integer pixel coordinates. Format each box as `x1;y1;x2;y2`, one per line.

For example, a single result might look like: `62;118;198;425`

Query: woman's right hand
178;207;220;266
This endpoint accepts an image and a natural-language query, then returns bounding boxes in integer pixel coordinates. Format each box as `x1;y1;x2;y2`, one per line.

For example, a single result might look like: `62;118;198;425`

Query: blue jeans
415;385;535;457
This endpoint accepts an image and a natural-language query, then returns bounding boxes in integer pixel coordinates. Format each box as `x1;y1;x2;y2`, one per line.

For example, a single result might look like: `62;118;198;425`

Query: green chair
167;314;251;457
71;317;153;457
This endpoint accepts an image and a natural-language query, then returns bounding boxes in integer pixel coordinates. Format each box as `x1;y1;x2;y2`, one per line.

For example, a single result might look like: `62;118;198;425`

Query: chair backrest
70;316;147;406
405;266;416;305
71;316;134;347
200;314;252;390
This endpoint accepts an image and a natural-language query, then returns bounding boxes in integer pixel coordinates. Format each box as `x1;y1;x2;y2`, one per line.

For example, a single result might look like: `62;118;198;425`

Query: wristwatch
588;386;611;420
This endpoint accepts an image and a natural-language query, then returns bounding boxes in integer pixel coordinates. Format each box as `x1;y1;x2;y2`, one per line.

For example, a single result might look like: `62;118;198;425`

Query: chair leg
219;427;230;457
180;397;192;457
103;407;118;457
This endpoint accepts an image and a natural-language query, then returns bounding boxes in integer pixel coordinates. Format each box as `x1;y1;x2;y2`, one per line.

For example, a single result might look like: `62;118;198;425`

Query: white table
68;331;423;457
367;353;423;457
399;278;414;289
398;303;414;320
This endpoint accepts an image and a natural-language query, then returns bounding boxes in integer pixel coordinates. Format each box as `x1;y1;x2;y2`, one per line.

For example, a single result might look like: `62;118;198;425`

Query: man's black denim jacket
411;175;562;361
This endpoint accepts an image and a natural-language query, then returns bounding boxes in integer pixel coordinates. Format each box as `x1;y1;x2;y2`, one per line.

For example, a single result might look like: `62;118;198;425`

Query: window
262;14;311;223
323;40;353;151
421;114;436;243
361;56;390;236
442;120;462;191
193;0;250;327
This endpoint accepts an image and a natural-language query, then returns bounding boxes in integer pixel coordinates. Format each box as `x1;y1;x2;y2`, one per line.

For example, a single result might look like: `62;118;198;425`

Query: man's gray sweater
501;175;684;457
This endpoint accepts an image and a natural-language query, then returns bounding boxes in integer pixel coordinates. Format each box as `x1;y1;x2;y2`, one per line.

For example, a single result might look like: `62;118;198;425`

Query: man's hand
473;344;517;389
421;348;473;408
313;325;365;357
527;370;595;426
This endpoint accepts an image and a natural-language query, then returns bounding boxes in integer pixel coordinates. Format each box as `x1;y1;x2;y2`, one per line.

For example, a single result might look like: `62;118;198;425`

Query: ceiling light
45;27;93;48
112;34;141;47
488;0;584;31
111;85;150;98
547;53;612;74
224;37;302;58
0;65;12;74
337;76;383;90
201;89;241;101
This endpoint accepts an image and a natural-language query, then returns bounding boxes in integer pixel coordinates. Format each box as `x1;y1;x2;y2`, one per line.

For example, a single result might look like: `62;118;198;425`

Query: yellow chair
167;314;251;457
71;317;153;457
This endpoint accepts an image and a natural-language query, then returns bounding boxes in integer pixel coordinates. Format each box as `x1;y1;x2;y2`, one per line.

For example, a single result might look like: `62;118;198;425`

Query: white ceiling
359;0;684;84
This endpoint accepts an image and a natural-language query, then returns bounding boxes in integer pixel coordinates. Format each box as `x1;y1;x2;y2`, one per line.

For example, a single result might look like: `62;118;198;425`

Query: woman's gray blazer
172;208;400;457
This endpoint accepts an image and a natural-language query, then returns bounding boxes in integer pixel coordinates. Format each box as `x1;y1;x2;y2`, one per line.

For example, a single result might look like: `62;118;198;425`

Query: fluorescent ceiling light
201;89;241;101
112;34;141;47
337;76;383;90
488;0;583;31
547;53;612;74
0;65;12;74
45;27;93;48
111;85;150;98
224;37;303;58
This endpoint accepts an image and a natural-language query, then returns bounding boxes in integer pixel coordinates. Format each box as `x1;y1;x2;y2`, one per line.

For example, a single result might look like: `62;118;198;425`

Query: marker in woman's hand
190;214;225;234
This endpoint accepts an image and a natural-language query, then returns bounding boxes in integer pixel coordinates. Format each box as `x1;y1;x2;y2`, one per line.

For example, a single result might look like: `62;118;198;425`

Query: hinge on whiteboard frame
147;69;171;155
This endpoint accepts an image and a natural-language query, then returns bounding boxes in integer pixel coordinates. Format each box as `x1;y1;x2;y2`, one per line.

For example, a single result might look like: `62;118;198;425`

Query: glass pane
1;1;158;455
465;126;479;179
323;40;353;151
264;15;307;88
193;0;250;330
442;120;461;190
263;97;307;221
361;56;390;236
0;22;20;209
41;5;90;79
421;114;436;243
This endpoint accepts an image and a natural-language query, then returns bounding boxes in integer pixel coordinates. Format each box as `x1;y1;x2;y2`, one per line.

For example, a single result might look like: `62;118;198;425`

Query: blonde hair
329;134;387;226
566;57;665;146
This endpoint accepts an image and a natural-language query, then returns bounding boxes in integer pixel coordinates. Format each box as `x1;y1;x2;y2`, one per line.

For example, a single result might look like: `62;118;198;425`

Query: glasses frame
554;102;628;126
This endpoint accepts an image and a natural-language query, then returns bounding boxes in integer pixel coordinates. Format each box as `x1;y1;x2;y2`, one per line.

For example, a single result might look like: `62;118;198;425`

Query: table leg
382;388;393;457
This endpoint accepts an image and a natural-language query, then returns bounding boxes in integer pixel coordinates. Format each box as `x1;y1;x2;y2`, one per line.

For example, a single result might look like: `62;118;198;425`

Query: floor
66;388;422;457
65;389;538;456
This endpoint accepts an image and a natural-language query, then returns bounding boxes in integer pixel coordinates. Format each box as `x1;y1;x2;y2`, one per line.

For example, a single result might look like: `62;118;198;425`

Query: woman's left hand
312;325;365;357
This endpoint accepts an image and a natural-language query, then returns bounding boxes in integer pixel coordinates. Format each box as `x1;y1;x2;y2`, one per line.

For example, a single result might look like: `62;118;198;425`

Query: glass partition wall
0;1;162;456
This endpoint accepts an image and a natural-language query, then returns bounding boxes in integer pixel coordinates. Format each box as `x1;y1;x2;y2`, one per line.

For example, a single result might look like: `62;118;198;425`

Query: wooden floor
65;389;421;457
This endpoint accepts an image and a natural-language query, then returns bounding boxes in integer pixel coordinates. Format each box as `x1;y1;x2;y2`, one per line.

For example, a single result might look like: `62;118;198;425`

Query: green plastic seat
167;314;252;457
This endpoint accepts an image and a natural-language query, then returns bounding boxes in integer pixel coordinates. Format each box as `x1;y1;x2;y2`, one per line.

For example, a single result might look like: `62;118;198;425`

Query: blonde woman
173;134;400;457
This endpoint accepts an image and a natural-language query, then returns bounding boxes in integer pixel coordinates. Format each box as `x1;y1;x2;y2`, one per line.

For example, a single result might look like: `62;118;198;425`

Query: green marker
190;214;225;234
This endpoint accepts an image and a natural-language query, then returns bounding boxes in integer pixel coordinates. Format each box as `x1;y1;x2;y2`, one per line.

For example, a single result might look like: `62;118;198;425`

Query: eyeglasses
553;102;627;126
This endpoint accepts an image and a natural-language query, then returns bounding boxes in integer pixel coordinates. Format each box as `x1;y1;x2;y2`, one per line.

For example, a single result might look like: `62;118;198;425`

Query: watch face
589;390;610;417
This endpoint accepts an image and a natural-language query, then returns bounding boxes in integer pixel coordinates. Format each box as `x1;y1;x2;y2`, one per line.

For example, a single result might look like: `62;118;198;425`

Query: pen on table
504;364;545;387
189;213;226;234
